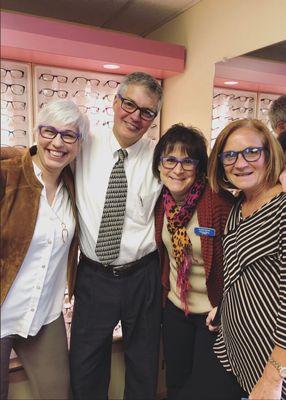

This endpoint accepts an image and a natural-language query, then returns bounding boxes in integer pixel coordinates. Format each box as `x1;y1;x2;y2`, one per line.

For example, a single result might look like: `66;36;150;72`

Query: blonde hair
208;119;284;193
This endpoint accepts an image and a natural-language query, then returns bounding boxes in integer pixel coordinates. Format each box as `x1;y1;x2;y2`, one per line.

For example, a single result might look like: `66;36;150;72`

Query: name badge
194;227;216;237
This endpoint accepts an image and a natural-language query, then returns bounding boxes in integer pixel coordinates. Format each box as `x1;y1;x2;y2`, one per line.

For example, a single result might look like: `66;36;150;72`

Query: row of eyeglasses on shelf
213;92;274;107
1;68;121;87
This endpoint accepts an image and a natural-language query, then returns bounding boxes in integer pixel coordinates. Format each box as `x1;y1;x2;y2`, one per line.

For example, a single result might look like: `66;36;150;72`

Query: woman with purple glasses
0;99;89;400
152;124;248;399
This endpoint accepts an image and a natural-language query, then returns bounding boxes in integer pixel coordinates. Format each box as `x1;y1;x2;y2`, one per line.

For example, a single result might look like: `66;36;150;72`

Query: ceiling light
103;64;120;70
224;80;239;85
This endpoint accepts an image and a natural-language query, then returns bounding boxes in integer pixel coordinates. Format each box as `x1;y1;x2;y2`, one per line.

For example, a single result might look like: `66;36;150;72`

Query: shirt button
36;285;41;290
30;308;35;312
41;265;45;269
48;239;52;244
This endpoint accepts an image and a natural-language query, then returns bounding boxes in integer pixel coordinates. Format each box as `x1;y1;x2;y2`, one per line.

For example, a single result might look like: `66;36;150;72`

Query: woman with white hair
0;99;89;400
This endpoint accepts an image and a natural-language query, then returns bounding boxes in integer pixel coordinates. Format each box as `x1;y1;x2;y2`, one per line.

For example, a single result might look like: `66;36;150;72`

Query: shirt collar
109;130;144;160
32;161;63;192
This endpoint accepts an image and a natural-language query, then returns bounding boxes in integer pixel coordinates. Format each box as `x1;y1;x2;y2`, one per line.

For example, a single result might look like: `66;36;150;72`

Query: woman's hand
206;307;220;332
249;363;282;400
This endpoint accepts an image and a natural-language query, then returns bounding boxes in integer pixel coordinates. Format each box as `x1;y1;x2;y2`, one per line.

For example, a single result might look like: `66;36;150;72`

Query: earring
223;175;229;183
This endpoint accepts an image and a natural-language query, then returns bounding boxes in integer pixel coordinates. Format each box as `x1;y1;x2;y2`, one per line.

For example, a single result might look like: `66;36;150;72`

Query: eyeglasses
72;77;100;86
103;80;120;88
160;156;199;171
39;73;68;83
103;106;114;116
233;96;254;102
39;125;81;144
2;113;26;122
103;93;116;102
1;129;27;137
232;107;254;113
40;88;68;98
219;146;265;165
1;100;26;110
1;68;24;79
102;121;113;128
78;105;100;114
73;90;100;98
117;94;157;121
1;82;25;95
260;98;272;105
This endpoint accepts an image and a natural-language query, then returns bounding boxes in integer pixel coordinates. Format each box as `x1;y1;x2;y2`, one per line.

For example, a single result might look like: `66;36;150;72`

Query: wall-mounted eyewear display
1;82;25;95
102;121;114;128
1;100;26;110
78;105;100;114
233;95;254;102
1;68;24;79
39;88;68;98
103;106;114;116
39;73;68;83
103;93;116;102
260;98;273;106
72;77;100;86
232;107;254;113
103;80;120;88
73;90;100;98
1;129;27;137
2;113;26;122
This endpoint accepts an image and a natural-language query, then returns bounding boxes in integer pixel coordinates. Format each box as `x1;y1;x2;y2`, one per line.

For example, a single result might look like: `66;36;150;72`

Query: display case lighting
103;64;120;70
224;81;239;85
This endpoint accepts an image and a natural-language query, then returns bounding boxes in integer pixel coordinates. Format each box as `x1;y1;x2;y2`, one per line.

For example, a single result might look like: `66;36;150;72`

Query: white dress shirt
1;163;75;339
76;129;162;264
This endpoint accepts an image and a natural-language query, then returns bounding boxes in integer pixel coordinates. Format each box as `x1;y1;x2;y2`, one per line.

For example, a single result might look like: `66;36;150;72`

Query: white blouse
1;163;75;338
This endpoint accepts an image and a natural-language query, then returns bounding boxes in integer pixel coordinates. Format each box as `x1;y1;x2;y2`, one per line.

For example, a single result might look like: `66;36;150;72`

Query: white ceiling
1;0;200;36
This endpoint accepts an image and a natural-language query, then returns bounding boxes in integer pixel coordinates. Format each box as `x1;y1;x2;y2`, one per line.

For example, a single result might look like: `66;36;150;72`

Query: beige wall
148;0;286;144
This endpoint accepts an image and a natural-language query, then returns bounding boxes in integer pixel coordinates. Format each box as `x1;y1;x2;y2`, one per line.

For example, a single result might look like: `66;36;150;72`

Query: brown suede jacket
0;146;79;305
154;183;234;308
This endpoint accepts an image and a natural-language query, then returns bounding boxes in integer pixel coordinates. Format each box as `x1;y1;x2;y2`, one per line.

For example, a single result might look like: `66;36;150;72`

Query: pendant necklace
51;195;69;244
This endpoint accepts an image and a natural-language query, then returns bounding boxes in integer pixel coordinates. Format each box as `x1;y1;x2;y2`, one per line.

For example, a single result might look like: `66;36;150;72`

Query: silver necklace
50;189;69;244
52;209;69;244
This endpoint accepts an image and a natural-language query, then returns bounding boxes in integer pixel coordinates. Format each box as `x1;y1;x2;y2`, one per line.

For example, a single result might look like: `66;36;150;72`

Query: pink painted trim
1;11;185;78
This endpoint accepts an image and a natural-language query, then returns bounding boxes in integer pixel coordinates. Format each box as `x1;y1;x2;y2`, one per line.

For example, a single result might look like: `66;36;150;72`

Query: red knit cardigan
154;183;234;308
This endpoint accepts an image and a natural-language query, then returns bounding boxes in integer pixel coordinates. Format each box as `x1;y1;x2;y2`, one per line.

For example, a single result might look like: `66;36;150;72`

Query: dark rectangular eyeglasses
117;94;157;121
219;146;265;165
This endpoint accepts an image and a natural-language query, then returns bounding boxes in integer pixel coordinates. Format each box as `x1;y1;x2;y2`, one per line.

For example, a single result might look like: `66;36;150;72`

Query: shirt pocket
127;188;161;224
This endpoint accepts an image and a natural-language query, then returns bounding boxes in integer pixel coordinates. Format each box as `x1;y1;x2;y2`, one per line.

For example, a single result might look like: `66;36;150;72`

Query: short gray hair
117;71;163;111
269;94;286;131
35;99;90;141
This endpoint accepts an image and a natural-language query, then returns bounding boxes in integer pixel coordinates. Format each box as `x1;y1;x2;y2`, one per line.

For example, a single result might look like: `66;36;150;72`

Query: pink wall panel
1;11;185;78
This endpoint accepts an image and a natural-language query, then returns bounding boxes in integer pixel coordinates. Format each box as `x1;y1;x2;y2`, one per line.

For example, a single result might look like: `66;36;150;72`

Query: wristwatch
269;356;286;378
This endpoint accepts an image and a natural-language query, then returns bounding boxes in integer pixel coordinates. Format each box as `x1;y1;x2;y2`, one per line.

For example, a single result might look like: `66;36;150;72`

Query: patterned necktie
95;148;128;265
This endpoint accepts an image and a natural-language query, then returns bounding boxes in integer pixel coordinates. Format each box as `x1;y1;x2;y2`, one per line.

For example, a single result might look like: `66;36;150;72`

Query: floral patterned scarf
163;177;206;314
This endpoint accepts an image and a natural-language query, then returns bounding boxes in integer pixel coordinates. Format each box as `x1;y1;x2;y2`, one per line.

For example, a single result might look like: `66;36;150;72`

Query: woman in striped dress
208;119;286;400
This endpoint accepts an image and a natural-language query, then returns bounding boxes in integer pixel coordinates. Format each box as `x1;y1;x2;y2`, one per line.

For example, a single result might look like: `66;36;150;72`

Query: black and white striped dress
214;192;286;398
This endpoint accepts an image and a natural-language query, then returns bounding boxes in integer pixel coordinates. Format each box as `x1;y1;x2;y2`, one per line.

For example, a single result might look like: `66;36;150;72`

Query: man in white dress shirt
70;72;163;400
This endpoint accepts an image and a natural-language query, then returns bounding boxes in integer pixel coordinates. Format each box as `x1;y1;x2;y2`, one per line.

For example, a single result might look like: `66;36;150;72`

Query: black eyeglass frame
38;125;81;144
117;94;157;121
219;146;265;166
